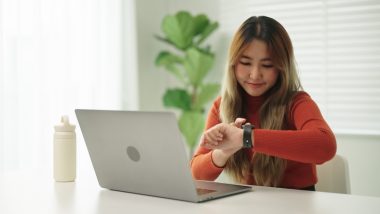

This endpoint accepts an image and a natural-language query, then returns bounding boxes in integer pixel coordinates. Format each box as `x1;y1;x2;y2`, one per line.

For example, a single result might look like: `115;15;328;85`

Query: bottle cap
54;115;76;132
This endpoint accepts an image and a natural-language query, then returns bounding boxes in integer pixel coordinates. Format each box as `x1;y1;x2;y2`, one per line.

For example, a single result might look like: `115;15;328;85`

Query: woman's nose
249;66;262;79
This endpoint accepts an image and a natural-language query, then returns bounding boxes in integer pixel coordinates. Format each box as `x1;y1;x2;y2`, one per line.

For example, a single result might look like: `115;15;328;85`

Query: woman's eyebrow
240;55;252;60
240;55;272;62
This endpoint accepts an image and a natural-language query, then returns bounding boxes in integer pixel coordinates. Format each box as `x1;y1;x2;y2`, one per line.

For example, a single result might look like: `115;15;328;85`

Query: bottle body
54;120;76;182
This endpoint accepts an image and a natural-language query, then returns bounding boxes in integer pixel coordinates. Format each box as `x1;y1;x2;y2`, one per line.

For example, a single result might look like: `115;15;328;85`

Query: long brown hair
219;16;302;186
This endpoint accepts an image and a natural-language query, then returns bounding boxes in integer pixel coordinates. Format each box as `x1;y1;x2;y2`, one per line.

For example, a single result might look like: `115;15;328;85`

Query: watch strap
242;124;254;148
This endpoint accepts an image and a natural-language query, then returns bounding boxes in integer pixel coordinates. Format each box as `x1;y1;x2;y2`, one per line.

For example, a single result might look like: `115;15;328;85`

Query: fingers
204;131;223;146
234;118;247;128
201;139;217;149
201;123;243;151
201;138;220;149
200;125;224;148
200;122;239;149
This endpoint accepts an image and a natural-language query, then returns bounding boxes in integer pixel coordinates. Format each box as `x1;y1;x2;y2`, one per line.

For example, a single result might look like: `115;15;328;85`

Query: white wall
135;0;380;198
121;0;138;110
0;0;123;173
135;0;168;111
336;134;380;197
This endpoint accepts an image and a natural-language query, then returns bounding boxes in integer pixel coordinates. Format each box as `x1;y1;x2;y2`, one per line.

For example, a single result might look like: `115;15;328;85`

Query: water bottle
54;115;76;182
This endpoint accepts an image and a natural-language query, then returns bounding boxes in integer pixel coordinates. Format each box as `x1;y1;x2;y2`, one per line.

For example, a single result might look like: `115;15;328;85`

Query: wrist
211;149;231;168
235;129;244;151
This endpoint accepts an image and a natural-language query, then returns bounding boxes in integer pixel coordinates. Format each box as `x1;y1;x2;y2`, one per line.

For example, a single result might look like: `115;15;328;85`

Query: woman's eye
239;61;251;66
262;64;274;68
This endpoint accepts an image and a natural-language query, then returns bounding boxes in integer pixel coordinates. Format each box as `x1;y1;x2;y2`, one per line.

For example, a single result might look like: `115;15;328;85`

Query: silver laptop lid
75;110;199;202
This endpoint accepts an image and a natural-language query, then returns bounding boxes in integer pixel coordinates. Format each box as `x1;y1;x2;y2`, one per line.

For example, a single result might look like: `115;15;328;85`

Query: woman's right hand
199;118;247;167
200;117;246;147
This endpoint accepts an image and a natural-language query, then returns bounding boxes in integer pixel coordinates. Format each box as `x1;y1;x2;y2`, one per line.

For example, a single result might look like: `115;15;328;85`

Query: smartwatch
242;124;254;148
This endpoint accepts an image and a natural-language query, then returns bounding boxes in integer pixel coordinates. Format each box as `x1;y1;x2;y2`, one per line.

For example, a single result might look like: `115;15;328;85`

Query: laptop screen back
75;110;199;201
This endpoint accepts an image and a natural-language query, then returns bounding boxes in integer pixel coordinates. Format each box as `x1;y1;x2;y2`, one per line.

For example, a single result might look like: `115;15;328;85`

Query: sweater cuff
205;151;224;179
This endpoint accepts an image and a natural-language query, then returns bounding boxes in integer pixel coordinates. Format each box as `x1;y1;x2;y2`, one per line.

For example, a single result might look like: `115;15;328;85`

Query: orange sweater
190;92;337;189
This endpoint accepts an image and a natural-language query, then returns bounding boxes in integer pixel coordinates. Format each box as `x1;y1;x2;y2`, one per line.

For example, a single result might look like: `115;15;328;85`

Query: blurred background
1;0;379;197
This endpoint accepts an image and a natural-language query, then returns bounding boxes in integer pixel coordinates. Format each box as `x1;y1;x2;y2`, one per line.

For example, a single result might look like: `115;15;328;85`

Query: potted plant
155;11;220;155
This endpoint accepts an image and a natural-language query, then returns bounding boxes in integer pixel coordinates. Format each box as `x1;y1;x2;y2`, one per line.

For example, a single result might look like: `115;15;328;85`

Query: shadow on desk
54;182;76;213
96;189;203;213
94;187;315;214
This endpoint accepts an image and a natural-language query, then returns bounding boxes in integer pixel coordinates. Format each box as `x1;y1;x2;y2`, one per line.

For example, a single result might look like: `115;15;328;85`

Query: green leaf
178;111;205;149
193;83;220;110
162;11;194;50
154;34;176;47
193;14;210;36
196;22;219;45
155;51;185;83
155;51;182;66
183;48;214;86
163;89;191;111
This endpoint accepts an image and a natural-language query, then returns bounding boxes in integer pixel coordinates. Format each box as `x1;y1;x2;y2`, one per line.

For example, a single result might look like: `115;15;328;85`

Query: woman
190;16;336;190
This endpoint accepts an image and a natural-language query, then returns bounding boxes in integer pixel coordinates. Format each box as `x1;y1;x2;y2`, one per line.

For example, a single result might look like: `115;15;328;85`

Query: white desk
1;169;379;214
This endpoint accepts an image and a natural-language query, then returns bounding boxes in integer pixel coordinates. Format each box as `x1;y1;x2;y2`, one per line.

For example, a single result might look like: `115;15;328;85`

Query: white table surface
1;169;379;214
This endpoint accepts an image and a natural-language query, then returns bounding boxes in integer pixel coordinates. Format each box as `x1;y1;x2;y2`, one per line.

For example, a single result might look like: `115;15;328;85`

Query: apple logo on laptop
126;146;140;162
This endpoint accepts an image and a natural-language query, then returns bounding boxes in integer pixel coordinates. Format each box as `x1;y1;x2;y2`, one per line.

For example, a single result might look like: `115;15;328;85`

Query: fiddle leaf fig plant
155;11;220;154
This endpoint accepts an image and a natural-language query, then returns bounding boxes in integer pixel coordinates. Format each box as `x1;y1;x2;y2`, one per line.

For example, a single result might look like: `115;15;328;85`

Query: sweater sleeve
253;92;337;164
190;97;224;180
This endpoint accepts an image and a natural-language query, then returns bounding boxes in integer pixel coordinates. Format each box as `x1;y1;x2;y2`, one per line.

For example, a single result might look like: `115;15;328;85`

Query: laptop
75;109;252;202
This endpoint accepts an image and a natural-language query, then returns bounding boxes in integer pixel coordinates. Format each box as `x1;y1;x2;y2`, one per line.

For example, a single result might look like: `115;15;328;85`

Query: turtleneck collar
242;91;269;113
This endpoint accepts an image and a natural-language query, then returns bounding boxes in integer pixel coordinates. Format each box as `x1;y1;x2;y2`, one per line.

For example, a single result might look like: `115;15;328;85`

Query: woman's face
234;39;279;97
